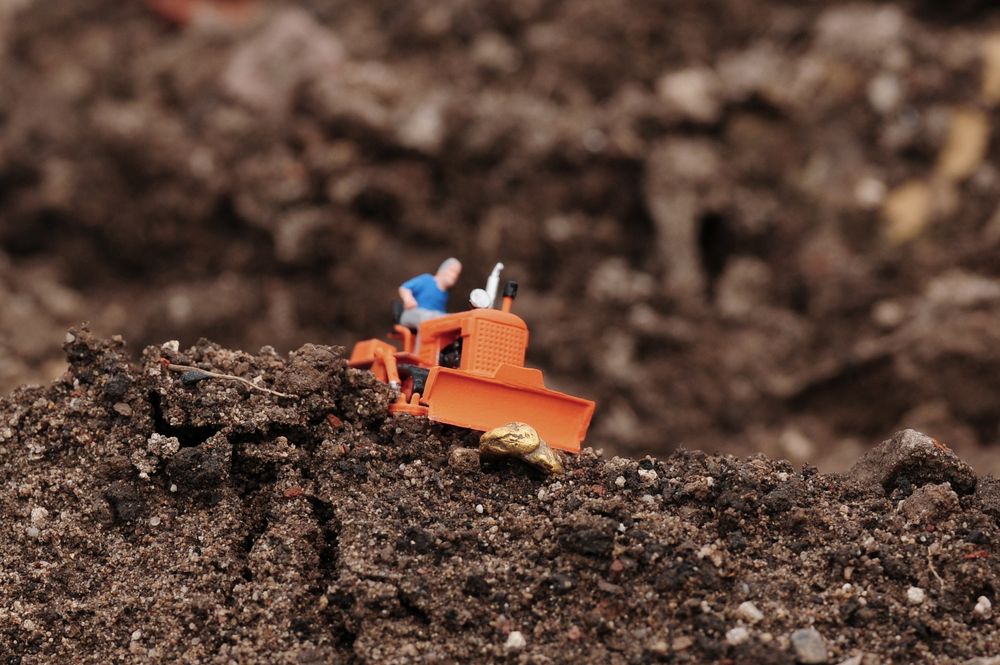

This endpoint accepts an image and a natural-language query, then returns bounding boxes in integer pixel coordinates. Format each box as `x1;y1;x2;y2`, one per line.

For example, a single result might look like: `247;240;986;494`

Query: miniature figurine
398;258;462;329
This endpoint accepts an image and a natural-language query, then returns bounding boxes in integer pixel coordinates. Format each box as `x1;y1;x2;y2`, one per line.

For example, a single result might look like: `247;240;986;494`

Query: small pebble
906;586;925;605
150;516;161;526
131;629;142;641
475;504;484;514
614;476;626;488
113;402;133;417
637;468;658;485
26;526;40;538
30;507;48;524
855;177;888;209
672;635;694;651
726;626;750;645
974;596;992;618
170;484;178;493
791;627;829;664
504;630;526;651
736;600;764;623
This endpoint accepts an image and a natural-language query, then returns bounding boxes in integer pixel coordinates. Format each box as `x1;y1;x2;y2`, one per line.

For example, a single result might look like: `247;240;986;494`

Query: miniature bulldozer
348;271;595;453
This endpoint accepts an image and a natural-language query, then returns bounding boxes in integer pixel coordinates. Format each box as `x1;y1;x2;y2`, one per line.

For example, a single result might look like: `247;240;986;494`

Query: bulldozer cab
414;309;528;375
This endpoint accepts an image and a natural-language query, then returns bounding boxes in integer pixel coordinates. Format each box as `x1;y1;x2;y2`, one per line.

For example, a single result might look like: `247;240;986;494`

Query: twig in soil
927;549;945;589
163;362;297;399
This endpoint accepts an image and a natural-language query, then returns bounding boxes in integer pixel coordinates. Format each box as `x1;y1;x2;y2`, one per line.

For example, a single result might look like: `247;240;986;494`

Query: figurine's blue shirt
402;273;448;312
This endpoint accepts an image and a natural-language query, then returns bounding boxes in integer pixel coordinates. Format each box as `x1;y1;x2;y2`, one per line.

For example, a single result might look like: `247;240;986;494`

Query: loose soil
4;3;1000;660
1;330;999;663
3;1;1000;473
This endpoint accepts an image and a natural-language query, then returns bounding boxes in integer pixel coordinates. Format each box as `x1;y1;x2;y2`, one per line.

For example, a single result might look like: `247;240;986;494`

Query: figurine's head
436;258;462;289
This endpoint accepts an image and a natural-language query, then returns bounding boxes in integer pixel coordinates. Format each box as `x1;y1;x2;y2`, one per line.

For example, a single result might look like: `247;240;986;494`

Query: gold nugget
479;422;564;474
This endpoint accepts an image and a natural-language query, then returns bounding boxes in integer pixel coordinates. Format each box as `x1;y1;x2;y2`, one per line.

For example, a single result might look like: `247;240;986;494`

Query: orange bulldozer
348;266;595;453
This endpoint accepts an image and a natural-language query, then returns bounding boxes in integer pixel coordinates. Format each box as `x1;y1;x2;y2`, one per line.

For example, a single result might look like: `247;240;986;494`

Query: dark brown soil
4;2;1000;659
3;1;1000;474
1;330;998;663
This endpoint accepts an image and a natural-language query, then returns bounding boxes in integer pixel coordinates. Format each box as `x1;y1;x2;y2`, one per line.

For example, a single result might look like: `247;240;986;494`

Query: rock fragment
882;180;932;244
791;627;829;664
736;600;764;624
504;630;526;651
726;626;749;645
936;108;991;181
848;429;977;495
974;596;993;618
898;482;960;524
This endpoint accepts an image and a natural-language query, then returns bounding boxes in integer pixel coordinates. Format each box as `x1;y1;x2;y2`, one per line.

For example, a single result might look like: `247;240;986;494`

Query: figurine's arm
399;285;418;309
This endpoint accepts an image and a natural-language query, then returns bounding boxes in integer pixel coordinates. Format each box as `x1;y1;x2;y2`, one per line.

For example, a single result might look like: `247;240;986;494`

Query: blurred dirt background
2;0;1000;471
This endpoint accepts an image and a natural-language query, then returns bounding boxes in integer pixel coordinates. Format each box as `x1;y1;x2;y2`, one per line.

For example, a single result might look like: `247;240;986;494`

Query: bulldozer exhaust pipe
501;280;518;313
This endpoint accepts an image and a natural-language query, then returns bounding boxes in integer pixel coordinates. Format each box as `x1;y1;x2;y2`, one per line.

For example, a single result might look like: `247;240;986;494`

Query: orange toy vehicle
349;271;595;453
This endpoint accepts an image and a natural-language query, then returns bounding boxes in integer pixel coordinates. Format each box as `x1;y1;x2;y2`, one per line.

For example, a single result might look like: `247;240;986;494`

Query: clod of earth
1;329;999;662
847;429;978;495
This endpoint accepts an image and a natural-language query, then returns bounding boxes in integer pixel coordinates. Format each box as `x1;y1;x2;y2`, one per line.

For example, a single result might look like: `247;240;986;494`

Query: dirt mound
1;331;998;662
3;1;1000;472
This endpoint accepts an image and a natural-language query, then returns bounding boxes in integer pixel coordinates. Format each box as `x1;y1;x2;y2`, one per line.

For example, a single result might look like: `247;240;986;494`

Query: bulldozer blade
421;366;595;453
